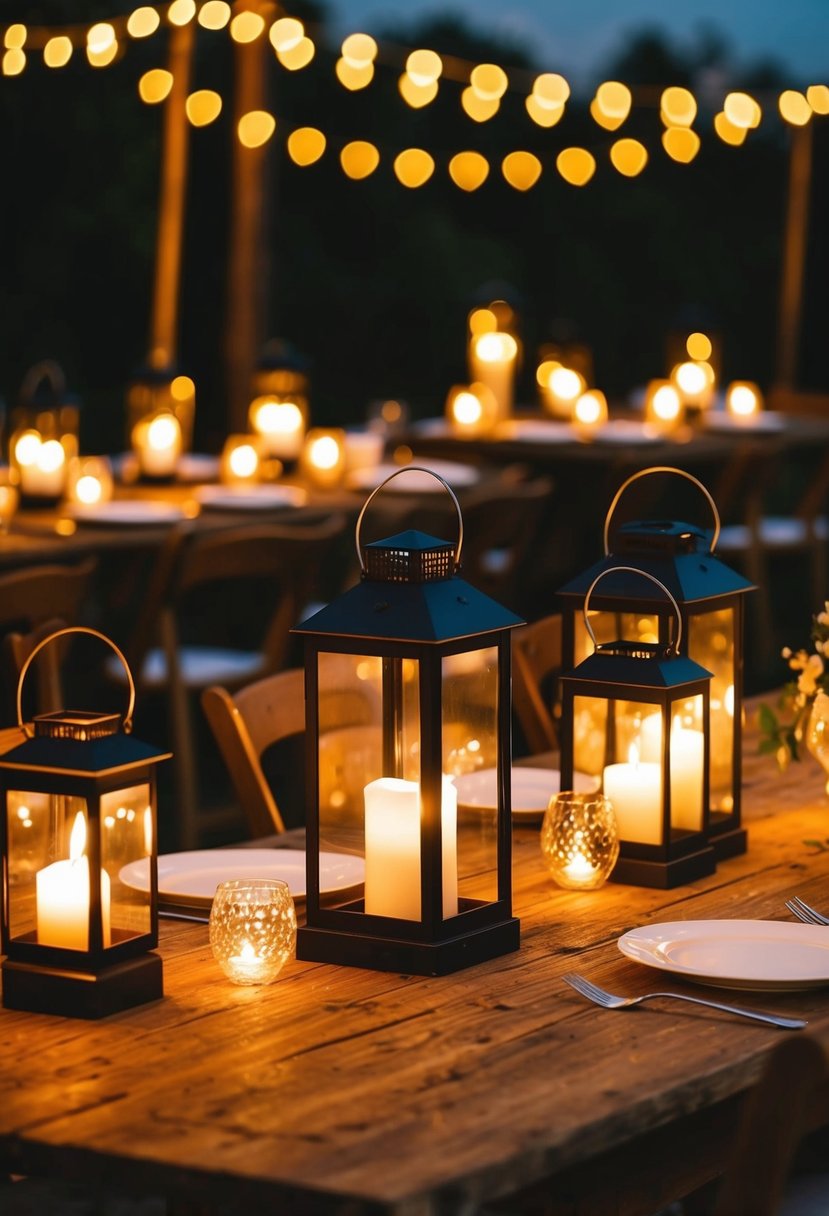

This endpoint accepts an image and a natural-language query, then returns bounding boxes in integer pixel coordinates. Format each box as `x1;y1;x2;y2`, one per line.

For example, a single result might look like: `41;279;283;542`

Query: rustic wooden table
2;707;829;1215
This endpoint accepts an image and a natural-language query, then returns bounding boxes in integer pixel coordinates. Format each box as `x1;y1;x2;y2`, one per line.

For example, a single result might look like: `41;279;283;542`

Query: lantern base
610;845;716;889
297;917;520;976
1;953;163;1019
709;825;748;860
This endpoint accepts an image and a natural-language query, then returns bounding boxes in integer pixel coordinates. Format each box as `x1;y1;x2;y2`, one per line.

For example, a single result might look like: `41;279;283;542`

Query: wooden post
775;122;813;391
225;2;276;432
148;21;195;370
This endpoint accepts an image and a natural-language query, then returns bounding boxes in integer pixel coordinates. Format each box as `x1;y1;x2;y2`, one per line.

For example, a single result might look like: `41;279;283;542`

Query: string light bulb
336;58;374;90
238;110;276;147
340;140;380;180
610;138;648;176
406;48;442;86
287;127;326;165
807;85;829;114
198;2;231;30
276;37;315;70
556;147;596;187
269;17;304;53
779;90;812;125
714;111;748;146
686;332;712;360
502;151;542;191
525;95;565;127
461;87;499;121
4;24;26;49
43;36;73;68
532;72;570;107
470;63;508;101
341;33;377;68
593;81;632;129
399;74;438;108
127;8;160;38
87;22;117;67
2;48;25;75
448;151;490;191
723;91;761;129
662;127;701;162
167;0;196;27
229;11;265;43
186;89;222;126
660;86;697;127
139;68;173;103
393;148;435;188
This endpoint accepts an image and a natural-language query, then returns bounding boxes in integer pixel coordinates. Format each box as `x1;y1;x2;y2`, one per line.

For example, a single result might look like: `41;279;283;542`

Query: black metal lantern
126;363;194;480
558;468;753;860
560;567;715;888
292;469;523;976
0;629;171;1018
248;341;310;469
9;361;79;506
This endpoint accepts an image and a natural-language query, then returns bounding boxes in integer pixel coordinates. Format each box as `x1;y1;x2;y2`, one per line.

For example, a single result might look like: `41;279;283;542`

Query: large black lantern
293;469;523;975
560;568;715;888
558;468;753;860
0;629;170;1018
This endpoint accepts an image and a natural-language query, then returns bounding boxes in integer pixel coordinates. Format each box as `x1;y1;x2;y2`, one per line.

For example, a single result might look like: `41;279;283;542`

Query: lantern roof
558;519;754;605
562;644;711;690
0;729;171;778
294;530;523;643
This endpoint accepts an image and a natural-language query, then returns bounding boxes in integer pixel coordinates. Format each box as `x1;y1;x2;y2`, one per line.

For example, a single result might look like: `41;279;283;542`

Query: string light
525;94;564;127
610;137;648;176
287;126;326;165
2;48;25;76
127;7;160;38
660;86;696;127
662;126;700;162
557;147;596;187
461;87;499;121
723;91;761;129
686;332;712;360
269;17;304;53
592;81;632;129
238;110;275;147
341;33;377;68
470;63;508;101
276;37;315;71
502;150;542;191
393;147;434;187
198;2;231;31
406;49;442;86
778;90;812;125
807;85;829;114
87;24;118;68
229;11;266;44
714;111;748;146
186;89;222;126
399;74;437;108
340;140;380;180
167;0;196;27
448;150;490;191
43;36;73;68
336;58;373;89
138;68;173;103
4;24;26;49
533;72;570;107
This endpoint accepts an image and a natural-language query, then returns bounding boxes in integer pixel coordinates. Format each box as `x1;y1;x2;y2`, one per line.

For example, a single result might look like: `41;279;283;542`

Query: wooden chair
111;515;348;847
0;559;96;723
511;613;562;757
202;664;382;839
713;1030;829;1216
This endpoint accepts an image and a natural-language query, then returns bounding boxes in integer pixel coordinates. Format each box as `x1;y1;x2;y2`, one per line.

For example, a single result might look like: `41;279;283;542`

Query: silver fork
562;972;806;1029
786;896;829;927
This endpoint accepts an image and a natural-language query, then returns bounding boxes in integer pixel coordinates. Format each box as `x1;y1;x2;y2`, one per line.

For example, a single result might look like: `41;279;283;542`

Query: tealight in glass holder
209;878;296;986
540;792;620;890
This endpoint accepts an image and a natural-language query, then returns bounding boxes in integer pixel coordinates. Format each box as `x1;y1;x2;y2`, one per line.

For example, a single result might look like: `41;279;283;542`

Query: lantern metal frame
560;567;715;889
292;469;523;976
558;467;753;860
0;628;171;1019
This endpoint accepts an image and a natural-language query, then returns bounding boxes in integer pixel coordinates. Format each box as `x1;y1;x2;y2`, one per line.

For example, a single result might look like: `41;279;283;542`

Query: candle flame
69;811;87;861
239;941;258;962
628;741;640;767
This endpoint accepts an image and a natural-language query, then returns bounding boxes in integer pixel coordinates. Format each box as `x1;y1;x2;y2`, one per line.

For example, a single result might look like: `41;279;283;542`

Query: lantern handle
355;466;464;573
583;565;683;655
603;466;721;556
16;626;136;737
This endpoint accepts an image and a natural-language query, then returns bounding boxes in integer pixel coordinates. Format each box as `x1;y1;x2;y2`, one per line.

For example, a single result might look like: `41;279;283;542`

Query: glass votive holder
540;792;620;890
209;878;297;986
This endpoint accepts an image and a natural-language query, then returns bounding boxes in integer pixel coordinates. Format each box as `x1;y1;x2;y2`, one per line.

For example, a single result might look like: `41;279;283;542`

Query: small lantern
644;380;685;432
66;456;115;507
573;389;608;434
292;468;523;975
301;428;346;489
560;568;715;888
248;341;310;467
0;628;171;1018
670;360;715;413
131;410;182;480
126;365;195;465
445;382;498;438
558;468;753;859
220;434;263;486
10;361;79;505
725;381;763;422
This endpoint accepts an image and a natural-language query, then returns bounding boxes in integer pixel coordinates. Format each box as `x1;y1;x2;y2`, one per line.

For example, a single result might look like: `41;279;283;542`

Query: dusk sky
331;0;828;86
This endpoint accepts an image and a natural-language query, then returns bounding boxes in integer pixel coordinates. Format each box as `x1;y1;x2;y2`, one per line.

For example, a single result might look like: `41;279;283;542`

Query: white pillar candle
36;812;111;949
469;332;517;421
135;414;182;477
603;744;662;844
669;723;705;832
17;435;67;499
364;776;458;920
250;399;306;460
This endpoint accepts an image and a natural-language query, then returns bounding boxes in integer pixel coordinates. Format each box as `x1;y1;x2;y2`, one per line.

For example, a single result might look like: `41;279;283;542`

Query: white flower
797;652;825;696
818;612;829;627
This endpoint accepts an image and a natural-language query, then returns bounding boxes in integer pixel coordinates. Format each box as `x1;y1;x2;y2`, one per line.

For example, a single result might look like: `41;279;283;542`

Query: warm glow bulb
533;72;570;107
139;69;173;103
167;0;196;27
341;32;377;68
549;366;585;401
502;151;542;191
186;90;222;126
469;308;497;336
3;48;25;75
4;23;26;49
474;332;518;363
87;22;116;53
287;127;326;165
448;150;489;190
127;7;160;38
595;80;632;120
686;332;712;360
652;384;682;421
525;95;565;127
393;148;435;188
662;126;700;163
230;11;265;43
610;138;648;176
336;58;374;90
660;86;697;126
470;63;508;101
714;111;748;146
170;375;195;401
340;140;380;180
807;85;829;115
574;390;607;426
269;16;303;52
253;400;303;436
229;443;259;478
44;37;73;68
76;475;103;505
675;362;708;395
87;41;118;68
556;147;596;186
453;391;483;426
779;90;812;126
723;91;761;129
310;435;340;470
38;440;66;473
277;37;315;70
238;110;276;147
399;73;438;108
727;382;762;417
461;87;499;121
406;48;442;86
198;2;231;30
147;415;179;451
15;431;41;466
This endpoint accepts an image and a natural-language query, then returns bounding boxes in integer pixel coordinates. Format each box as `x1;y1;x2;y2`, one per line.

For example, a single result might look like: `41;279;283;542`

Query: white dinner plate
66;500;188;525
176;453;221;482
453;766;601;820
495;419;580;443
618;919;829;991
347;461;480;493
120;848;364;907
590;420;663;444
195;484;308;510
703;412;787;434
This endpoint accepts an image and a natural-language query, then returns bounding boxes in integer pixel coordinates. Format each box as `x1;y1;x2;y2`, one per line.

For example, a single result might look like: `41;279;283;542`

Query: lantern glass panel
688;608;735;816
100;784;153;942
575;610;661;663
443;645;498;905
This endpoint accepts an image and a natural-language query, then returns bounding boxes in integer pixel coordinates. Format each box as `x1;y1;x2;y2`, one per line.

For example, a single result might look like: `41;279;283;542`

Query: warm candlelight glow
604;741;662;844
250;397;305;459
645;380;683;428
726;381;763;419
364;777;458;920
36;811;111;950
67;457;113;507
574;389;608;429
221;436;261;485
301;429;346;487
541;792;619;890
13;430;69;498
209;878;296;986
446;382;497;436
469;332;517;420
133;413;182;478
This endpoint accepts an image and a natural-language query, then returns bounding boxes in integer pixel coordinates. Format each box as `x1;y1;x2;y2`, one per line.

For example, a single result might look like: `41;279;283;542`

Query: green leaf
758;703;779;733
758;738;780;755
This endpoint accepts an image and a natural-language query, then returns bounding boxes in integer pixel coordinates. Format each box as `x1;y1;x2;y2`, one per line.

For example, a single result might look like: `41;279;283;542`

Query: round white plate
120;848;364;907
195;484;308;510
703;412;787;434
618;919;829;991
177;453;221;482
66;500;187;525
347;461;480;493
453;766;600;820
590;420;663;444
495;419;580;443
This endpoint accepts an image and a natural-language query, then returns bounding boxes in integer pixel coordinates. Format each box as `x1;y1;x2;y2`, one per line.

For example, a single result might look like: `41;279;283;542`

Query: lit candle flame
69;810;87;862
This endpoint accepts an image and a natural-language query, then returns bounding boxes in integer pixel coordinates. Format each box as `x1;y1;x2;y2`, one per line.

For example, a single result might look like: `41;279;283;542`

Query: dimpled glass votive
540;793;620;890
209;878;297;985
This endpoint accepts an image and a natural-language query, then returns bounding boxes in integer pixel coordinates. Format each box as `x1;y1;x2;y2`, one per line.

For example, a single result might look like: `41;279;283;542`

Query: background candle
469;332;517;420
364;776;458;920
603;745;662;844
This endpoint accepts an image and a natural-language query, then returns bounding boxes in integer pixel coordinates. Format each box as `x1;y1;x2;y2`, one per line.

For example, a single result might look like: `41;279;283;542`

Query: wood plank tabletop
2;702;829;1215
